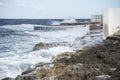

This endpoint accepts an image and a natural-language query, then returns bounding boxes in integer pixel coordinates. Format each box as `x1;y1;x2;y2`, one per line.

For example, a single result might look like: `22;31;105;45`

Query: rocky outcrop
33;42;46;51
33;42;72;51
14;28;120;80
2;77;11;80
15;34;120;80
34;26;65;31
90;25;103;30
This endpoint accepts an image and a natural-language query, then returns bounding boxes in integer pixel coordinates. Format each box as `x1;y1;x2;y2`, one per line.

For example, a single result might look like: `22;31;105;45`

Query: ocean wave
0;24;35;31
0;24;102;79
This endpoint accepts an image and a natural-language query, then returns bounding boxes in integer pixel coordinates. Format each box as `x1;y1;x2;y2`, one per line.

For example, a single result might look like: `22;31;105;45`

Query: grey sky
0;0;120;19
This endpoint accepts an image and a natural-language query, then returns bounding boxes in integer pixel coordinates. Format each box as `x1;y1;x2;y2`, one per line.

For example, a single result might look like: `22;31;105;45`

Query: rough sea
0;19;103;79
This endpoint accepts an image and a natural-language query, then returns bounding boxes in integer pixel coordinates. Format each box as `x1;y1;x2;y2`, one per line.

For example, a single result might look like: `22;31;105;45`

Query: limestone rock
33;42;48;51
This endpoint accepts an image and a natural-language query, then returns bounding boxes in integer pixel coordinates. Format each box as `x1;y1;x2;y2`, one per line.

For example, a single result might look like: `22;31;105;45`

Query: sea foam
0;24;93;79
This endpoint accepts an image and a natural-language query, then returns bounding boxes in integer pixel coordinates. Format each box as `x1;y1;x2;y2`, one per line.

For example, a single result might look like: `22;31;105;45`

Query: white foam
0;46;72;78
0;24;103;79
51;21;62;25
26;25;89;42
1;24;35;31
97;75;111;79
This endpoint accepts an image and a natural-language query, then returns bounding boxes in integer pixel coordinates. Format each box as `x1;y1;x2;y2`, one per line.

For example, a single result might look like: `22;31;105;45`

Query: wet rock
106;36;120;41
20;76;35;80
36;68;51;79
15;68;36;80
90;25;102;30
2;77;11;80
33;42;46;51
17;34;120;80
33;42;72;51
96;52;109;59
22;68;35;75
15;75;21;80
16;74;36;80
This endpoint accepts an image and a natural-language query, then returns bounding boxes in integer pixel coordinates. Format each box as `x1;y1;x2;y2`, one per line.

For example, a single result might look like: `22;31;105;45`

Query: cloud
16;3;47;11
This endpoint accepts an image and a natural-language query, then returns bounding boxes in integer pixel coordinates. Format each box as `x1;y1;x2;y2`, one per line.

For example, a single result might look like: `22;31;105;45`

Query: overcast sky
0;0;120;19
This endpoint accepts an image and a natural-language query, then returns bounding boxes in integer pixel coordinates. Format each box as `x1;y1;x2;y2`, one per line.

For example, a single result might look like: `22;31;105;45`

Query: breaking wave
0;24;102;79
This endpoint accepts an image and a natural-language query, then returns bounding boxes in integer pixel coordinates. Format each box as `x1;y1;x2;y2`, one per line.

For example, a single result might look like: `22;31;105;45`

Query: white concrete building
103;8;120;39
91;15;103;22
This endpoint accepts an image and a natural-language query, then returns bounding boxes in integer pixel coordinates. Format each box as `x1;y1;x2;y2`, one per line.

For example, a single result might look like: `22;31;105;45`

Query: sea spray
0;24;91;79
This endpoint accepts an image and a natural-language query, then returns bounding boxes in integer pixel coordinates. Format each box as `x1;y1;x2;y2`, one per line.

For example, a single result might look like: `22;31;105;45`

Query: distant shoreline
0;19;90;26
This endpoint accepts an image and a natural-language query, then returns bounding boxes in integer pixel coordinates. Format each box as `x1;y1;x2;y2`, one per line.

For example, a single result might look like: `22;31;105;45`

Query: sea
0;19;103;79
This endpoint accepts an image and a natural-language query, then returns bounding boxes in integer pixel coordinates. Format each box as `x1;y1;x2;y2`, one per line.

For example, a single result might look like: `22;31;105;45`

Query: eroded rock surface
15;35;120;80
33;42;72;51
15;29;120;80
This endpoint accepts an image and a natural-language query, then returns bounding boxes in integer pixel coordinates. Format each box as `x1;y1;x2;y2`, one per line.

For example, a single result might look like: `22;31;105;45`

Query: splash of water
0;24;102;79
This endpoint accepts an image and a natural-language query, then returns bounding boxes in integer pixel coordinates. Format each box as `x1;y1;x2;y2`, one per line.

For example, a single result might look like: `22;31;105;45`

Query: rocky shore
33;42;72;51
10;33;120;80
2;29;120;80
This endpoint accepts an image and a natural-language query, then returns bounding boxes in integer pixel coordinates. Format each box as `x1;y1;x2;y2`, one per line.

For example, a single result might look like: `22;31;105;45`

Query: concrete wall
103;8;120;39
